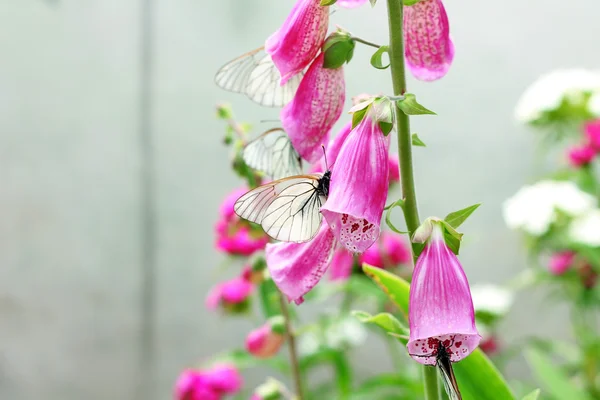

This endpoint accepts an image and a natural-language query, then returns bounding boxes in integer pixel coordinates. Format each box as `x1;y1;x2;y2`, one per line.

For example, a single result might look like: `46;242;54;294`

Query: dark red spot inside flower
362;223;373;233
342;214;349;224
455;341;462;348
363;219;369;226
351;223;359;233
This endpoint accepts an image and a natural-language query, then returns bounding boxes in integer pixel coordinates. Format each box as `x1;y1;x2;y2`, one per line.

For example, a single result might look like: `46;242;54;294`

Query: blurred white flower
471;284;514;316
589;92;600;116
503;180;596;235
515;69;600;123
326;317;367;349
569;209;600;247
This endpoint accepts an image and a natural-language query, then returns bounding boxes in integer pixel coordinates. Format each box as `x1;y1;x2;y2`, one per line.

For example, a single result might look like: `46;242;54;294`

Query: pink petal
407;225;480;365
202;364;243;394
321;117;390;253
567;144;596;167
245;323;285;358
336;0;369;8
282;53;346;163
404;0;455;81
548;251;575;275
220;277;254;304
329;246;355;281
265;0;329;84
205;283;225;310
266;222;336;302
584;119;600;150
219;187;248;220
310;121;353;173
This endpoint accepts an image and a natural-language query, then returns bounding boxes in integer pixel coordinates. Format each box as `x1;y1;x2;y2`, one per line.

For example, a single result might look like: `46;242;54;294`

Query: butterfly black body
434;340;462;400
317;171;331;197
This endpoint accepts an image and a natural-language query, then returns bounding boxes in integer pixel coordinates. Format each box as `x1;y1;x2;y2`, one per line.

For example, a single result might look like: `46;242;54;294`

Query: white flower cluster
503;181;597;243
470;284;514;316
514;69;600;123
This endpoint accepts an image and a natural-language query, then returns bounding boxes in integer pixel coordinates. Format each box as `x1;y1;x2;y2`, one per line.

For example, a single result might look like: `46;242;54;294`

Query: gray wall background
0;1;599;399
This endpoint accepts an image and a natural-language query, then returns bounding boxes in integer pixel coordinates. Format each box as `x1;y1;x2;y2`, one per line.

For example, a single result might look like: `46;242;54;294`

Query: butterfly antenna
321;145;330;170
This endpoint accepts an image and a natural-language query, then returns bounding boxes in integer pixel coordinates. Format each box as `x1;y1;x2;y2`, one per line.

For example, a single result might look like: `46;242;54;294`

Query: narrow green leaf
522;389;541;400
379;121;393;136
396;93;436;116
370;46;390;70
525;348;591;400
352;310;407;336
362;265;516;400
385;199;408;234
411;133;426;147
320;0;337;5
362;265;410;317
369;0;377;6
352;106;369;129
439;220;464;255
403;0;423;5
444;203;481;229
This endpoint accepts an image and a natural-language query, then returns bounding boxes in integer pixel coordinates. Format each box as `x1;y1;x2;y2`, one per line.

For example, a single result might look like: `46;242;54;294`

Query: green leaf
362;265;410;317
411;133;426;147
351;374;424;399
352;106;369;129
525;348;591;400
521;389;541;400
320;0;337;5
362;265;516;400
370;46;390;70
258;279;281;319
444;203;481;229
352;310;407;336
379;121;394;136
403;0;423;5
396;93;436;116
323;34;355;69
385;198;407;234
440;220;464;255
369;0;377;6
301;349;352;397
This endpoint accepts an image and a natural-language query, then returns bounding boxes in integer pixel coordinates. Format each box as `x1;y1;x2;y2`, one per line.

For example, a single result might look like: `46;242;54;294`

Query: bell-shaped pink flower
201;364;243;395
404;0;455;81
282;53;346;163
567;144;596;167
407;223;480;365
548;251;575;275
359;231;411;269
265;0;329;85
321;114;390;253
329;246;355;281
206;277;254;311
266;222;336;304
174;365;243;400
246;317;286;359
584;119;600;150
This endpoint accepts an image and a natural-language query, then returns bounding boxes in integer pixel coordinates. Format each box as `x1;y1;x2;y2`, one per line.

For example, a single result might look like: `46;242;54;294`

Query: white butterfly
243;128;302;180
234;172;331;243
215;47;303;108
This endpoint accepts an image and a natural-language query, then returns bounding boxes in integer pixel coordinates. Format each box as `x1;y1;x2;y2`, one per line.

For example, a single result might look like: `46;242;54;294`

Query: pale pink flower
337;0;369;8
584;119;600;150
404;0;455;81
359;231;410;269
266;0;329;84
266;222;336;304
329;246;355;281
548;251;575;275
407;223;480;365
245;318;286;359
206;277;254;311
321;113;390;253
282;53;346;163
567;144;596;167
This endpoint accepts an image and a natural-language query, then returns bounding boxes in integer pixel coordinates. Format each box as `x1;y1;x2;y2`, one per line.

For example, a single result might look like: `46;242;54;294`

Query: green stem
385;0;439;399
279;293;305;399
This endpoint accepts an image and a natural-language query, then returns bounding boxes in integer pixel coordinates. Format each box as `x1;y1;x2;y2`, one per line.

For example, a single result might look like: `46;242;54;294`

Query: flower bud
246;316;286;359
206;277;254;313
584;119;600;150
548;251;575;275
567;144;596;167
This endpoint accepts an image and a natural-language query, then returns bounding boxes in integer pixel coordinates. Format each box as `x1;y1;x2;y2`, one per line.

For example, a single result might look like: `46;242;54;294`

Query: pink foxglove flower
479;334;500;356
329;246;355;281
567;144;596;167
282;53;346;163
584;119;600;150
359;231;411;269
201;364;243;395
548;251;575;275
404;0;455;81
215;188;269;256
311;121;353;173
266;222;336;304
407;223;480;364
388;155;400;184
206;277;254;312
174;365;243;400
245;317;286;359
266;0;329;84
321;112;390;253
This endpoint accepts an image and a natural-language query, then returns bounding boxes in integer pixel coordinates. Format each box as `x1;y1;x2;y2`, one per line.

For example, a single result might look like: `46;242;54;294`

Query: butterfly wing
243;128;303;180
234;175;325;243
215;47;303;107
437;355;462;400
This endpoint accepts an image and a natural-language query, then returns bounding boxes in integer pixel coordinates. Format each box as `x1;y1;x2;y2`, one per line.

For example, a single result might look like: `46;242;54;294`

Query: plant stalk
385;0;439;398
279;293;305;400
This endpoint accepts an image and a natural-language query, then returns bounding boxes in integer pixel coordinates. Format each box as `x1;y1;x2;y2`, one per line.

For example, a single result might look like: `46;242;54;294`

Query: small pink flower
479;334;500;356
548;251;575;275
219;188;247;220
388;155;400;184
201;364;243;395
266;222;337;304
585;119;600;150
407;223;480;365
174;369;219;400
246;318;286;359
206;277;254;311
282;53;346;163
329;246;355;281
567;144;596;167
265;0;329;84
336;0;369;8
404;0;455;81
321;113;390;253
359;231;410;269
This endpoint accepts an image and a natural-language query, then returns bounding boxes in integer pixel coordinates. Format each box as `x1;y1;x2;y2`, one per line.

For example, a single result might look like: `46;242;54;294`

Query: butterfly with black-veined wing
243;128;302;180
410;338;462;400
215;47;303;108
234;171;331;243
